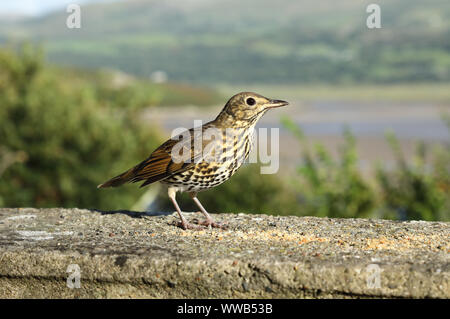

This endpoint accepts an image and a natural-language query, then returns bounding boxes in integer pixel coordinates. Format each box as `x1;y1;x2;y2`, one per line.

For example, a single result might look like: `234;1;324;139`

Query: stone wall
0;208;448;298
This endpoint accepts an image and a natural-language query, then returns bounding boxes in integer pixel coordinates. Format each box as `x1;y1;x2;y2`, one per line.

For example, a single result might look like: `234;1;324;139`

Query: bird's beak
265;99;289;109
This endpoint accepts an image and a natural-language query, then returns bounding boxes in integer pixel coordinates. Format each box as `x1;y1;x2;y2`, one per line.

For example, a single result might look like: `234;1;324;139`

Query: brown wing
98;127;206;188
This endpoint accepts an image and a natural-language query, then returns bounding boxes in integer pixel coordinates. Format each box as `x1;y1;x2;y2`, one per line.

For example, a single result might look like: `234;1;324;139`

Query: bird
98;92;288;230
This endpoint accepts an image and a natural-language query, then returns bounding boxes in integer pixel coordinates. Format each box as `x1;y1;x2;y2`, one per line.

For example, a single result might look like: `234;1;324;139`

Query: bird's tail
97;167;136;188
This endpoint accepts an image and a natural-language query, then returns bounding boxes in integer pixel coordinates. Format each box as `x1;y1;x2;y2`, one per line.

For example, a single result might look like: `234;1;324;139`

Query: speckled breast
161;126;255;192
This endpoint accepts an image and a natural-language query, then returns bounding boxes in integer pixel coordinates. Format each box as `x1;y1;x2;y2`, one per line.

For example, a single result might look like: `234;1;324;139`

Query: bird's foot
195;218;227;229
177;220;204;230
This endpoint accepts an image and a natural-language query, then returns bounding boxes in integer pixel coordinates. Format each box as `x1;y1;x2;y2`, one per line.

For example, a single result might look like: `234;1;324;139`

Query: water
258;100;449;141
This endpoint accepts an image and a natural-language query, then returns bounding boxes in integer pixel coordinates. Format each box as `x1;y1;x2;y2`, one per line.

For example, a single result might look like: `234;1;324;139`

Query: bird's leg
189;192;225;228
168;188;202;230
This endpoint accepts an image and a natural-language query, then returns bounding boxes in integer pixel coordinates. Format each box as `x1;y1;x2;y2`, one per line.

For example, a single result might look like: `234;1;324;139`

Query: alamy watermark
66;264;81;288
66;4;81;29
366;4;381;29
366;264;382;289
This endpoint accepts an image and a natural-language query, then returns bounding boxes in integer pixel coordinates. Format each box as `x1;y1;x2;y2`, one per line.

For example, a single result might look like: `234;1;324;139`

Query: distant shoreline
216;83;450;104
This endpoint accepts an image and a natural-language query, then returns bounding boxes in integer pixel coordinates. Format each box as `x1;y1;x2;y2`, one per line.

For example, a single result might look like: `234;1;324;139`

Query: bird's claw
177;220;204;230
195;218;228;229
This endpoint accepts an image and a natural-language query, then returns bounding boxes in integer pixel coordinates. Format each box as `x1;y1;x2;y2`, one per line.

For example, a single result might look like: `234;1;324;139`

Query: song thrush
98;92;288;229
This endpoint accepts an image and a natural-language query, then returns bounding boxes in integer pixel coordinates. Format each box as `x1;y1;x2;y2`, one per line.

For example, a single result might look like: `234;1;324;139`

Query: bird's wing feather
98;126;215;188
132;134;200;186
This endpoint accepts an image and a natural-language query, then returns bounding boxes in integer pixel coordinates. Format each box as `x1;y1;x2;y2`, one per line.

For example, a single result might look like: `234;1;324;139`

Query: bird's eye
246;97;256;106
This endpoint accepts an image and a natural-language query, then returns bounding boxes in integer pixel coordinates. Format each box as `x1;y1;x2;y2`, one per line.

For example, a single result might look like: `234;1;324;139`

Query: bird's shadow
90;209;173;219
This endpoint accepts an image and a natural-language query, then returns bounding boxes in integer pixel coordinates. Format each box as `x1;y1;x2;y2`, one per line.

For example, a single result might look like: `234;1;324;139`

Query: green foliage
0;148;27;206
433;141;450;221
282;117;376;218
376;132;449;221
0;45;164;210
282;116;450;221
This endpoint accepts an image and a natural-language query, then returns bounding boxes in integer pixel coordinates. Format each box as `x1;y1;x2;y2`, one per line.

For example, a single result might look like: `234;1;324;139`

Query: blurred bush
0;148;28;206
376;130;450;221
282;117;376;218
282;116;449;221
0;45;163;210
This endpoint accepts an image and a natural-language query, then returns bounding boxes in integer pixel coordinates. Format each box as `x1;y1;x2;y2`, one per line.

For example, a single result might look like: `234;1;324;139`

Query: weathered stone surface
0;208;448;298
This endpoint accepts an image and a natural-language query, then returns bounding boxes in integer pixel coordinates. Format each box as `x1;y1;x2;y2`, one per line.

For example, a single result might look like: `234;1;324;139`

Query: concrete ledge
0;208;448;298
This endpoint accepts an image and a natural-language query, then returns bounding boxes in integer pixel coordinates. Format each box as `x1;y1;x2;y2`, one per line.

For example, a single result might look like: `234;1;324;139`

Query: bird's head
215;92;289;127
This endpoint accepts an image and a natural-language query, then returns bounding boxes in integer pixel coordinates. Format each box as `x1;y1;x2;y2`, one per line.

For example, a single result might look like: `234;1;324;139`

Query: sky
0;0;113;16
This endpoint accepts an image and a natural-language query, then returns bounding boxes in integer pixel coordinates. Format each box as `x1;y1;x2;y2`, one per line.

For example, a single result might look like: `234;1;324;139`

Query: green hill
1;0;449;84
